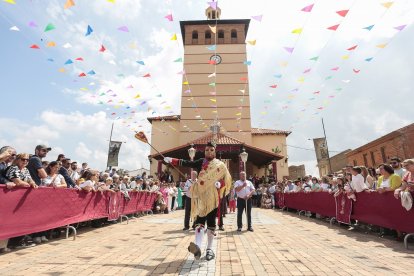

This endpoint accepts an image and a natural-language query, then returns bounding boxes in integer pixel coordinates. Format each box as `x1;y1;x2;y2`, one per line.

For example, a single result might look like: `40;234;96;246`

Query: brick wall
346;124;414;168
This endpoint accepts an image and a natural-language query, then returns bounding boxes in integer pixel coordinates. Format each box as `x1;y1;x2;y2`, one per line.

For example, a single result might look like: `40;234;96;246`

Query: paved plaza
0;208;413;276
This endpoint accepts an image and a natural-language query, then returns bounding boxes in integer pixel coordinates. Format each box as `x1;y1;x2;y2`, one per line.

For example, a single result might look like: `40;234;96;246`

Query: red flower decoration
200;181;204;186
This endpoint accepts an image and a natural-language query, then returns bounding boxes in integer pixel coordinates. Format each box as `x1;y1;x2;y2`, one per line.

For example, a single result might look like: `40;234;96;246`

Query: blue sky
0;0;413;175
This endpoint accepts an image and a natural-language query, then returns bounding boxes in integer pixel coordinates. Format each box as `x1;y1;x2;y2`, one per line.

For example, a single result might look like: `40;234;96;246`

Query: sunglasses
20;158;29;161
390;162;399;165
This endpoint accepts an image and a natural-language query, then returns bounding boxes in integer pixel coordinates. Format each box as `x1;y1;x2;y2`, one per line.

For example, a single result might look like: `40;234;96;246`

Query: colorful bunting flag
46;41;56;47
208;1;217;10
9;26;19;31
207;45;216;51
99;45;106;52
394;25;406;31
291;28;302;34
208;72;216;78
341;55;349;60
85;25;93;36
301;3;314;12
118;26;129;32
331;67;339;71
64;0;75;9
284;47;294;53
30;44;40;49
209;25;216;33
251;15;263;22
136;60;145;65
247;40;256;45
327;24;340;31
164;14;173;21
171;34;177;40
44;23;56;32
336;10;349;17
209;82;216;86
363;25;374;31
274;74;282;78
381;2;394;9
183;81;189;85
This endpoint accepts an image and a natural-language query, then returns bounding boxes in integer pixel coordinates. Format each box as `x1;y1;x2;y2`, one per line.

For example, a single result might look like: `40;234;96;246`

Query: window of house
218;30;224;44
363;154;368;167
380;147;387;162
192;31;198;44
231;29;237;43
370;151;375;166
205;30;212;44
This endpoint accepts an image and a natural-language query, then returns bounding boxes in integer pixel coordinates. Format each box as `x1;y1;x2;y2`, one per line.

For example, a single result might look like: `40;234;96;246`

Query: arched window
192;31;198;44
218;30;224;44
205;30;212;44
231;29;237;43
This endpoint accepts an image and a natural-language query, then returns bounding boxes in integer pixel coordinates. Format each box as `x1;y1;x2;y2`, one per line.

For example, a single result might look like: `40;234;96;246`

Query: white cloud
75;142;93;160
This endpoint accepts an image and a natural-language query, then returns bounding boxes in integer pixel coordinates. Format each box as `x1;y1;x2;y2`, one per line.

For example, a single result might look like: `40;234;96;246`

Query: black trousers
218;197;226;227
184;197;192;228
195;208;217;230
171;197;176;210
237;198;252;229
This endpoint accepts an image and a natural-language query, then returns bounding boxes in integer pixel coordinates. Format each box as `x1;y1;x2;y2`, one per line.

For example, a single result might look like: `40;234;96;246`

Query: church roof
191;132;244;145
147;115;180;123
251;127;291;136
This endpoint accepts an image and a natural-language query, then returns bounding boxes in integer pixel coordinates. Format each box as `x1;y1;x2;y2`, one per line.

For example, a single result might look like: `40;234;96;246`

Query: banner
335;193;352;224
0;186;157;240
107;141;122;167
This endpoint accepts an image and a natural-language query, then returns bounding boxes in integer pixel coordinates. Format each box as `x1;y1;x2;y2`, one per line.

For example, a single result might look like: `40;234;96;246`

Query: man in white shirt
350;166;368;192
390;157;406;178
234;171;255;232
183;171;197;231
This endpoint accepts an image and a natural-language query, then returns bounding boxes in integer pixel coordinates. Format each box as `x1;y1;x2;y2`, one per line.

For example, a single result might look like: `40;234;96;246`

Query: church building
148;6;291;181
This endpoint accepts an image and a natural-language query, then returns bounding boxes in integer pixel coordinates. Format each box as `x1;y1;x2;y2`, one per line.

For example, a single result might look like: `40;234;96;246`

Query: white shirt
234;179;255;198
351;174;367;192
69;170;79;182
41;174;65;187
394;168;406;178
184;179;195;198
320;183;330;191
380;178;390;188
129;181;137;189
80;180;94;188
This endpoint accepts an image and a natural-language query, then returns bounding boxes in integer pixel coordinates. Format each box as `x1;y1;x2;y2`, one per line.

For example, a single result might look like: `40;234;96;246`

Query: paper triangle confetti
336;10;349;17
164;14;173;21
9;26;19;31
44;23;56;32
64;0;75;9
85;25;93;36
171;34;177;40
301;4;314;12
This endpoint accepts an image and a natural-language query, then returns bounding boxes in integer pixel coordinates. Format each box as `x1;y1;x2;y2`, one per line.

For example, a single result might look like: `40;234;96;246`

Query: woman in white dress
41;161;66;188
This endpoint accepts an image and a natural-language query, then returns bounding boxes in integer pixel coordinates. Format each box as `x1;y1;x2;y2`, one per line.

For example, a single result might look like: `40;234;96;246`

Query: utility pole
321;118;333;174
106;122;114;170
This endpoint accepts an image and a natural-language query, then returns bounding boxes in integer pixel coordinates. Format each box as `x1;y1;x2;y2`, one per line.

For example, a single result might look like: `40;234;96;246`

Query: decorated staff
134;131;186;179
164;141;232;261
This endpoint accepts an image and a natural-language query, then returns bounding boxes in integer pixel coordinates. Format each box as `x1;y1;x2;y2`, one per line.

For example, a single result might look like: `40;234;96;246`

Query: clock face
210;54;222;64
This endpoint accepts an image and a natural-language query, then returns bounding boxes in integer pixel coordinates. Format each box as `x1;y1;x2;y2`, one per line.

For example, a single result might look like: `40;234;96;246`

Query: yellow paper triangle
171;34;177;41
3;0;16;4
247;40;256;45
134;94;140;99
212;110;217;113
209;25;216;34
210;99;216;102
297;76;305;83
183;81;189;85
376;43;387;48
291;28;302;34
64;0;75;9
280;61;288;67
235;113;242;116
80;87;88;91
46;41;56;47
107;0;115;3
381;1;393;8
341;55;349;60
58;68;65;73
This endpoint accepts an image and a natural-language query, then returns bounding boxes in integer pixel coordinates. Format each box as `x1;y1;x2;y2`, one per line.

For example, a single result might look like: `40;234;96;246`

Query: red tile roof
251;127;291;136
147;115;180;123
191;132;244;145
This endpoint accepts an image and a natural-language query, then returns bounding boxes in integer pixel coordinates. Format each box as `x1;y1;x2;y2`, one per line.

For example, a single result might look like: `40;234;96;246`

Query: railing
275;191;414;249
0;185;157;240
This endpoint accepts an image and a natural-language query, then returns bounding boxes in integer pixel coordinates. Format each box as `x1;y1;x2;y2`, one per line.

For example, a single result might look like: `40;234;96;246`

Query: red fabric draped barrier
0;186;157;240
276;191;414;232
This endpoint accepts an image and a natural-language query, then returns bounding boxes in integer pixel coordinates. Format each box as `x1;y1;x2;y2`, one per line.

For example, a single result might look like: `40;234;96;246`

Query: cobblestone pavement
0;208;413;275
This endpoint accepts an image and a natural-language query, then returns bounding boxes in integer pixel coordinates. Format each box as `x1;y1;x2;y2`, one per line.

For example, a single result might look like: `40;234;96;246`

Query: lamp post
188;144;196;173
240;148;248;173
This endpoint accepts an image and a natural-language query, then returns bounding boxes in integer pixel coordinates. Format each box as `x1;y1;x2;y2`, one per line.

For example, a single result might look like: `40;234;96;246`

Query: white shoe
33;237;42;244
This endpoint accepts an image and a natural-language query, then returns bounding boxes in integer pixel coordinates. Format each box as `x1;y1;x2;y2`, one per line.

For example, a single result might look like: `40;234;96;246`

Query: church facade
148;7;290;181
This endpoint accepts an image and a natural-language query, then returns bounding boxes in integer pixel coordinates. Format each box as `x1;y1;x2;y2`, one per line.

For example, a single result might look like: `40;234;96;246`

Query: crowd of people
1;143;413;253
0;144;186;253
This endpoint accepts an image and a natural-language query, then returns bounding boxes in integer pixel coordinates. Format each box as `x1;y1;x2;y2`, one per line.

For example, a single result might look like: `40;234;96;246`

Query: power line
284;144;342;153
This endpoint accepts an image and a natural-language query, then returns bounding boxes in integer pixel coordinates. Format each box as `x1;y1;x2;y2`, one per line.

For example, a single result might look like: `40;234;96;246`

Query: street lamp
239;148;248;172
188;144;196;173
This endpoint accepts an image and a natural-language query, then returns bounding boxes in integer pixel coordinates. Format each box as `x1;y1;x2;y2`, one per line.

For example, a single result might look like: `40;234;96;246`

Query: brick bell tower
179;5;252;145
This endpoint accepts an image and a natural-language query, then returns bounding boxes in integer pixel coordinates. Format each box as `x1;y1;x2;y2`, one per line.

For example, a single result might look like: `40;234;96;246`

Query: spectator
79;170;98;192
41;161;67;188
41;160;49;169
0;146;17;188
376;164;402;193
283;180;296;193
68;161;80;183
103;177;116;193
27;144;50;186
389;157;406;178
80;162;88;175
129;176;137;191
109;168;117;177
6;153;38;189
360;166;374;189
59;158;76;188
350;166;368;193
56;154;66;162
395;159;414;199
312;177;322;191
